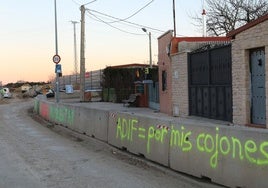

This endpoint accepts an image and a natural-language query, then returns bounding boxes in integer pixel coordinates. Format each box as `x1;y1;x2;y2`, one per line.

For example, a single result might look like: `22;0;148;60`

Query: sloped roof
170;37;230;54
227;13;268;38
107;63;157;69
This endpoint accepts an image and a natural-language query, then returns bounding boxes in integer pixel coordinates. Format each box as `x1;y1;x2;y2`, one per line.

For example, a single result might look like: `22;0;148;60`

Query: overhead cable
108;0;155;23
84;0;98;5
88;11;145;36
87;9;165;33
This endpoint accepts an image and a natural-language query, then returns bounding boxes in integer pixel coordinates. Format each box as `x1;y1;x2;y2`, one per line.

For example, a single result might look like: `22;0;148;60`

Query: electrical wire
108;0;155;23
88;10;146;31
84;0;98;5
88;11;145;36
71;0;97;6
71;0;82;6
87;9;165;33
71;0;167;36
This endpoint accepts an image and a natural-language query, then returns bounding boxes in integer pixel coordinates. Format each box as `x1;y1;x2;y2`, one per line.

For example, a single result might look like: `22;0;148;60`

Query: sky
0;0;203;84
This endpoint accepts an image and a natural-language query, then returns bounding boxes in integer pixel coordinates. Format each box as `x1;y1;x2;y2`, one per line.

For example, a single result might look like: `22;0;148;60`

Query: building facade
158;31;173;115
158;14;268;128
158;32;230;117
227;14;268;128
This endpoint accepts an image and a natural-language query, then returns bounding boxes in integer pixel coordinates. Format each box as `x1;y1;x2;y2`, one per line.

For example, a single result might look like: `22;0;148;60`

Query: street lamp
142;28;152;68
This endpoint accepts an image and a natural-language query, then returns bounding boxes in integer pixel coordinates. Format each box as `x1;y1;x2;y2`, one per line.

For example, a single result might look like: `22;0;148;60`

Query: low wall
34;98;268;188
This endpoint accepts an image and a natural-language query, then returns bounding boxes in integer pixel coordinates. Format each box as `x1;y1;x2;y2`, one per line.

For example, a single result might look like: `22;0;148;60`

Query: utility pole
71;21;79;84
54;0;60;103
173;0;176;37
80;5;86;102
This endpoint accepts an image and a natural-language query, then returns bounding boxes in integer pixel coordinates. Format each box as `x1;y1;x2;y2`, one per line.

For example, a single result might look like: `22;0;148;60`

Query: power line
71;0;81;6
87;9;165;33
84;0;98;6
108;0;155;23
71;0;97;6
88;11;144;36
87;11;146;31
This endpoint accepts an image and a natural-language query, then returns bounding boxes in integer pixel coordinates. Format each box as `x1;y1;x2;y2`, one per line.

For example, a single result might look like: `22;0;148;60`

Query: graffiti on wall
39;102;74;125
40;102;49;120
115;116;268;168
49;105;74;125
34;100;39;114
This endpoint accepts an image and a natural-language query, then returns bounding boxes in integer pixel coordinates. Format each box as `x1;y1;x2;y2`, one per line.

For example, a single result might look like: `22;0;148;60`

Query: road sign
53;54;61;64
55;64;62;73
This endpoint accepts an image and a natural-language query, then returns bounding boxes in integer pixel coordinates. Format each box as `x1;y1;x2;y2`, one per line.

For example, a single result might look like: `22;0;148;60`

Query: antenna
173;0;176;37
202;0;207;37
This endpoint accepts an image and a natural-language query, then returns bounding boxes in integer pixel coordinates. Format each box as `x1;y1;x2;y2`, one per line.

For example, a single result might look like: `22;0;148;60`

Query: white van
1;88;12;98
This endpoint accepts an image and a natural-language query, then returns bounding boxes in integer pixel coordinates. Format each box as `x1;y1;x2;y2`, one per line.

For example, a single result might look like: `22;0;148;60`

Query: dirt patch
29;107;168;177
0;98;10;105
0;94;31;105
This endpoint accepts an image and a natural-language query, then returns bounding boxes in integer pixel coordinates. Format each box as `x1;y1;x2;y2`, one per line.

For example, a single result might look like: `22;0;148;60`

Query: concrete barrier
108;111;171;166
169;121;268;188
74;107;109;141
34;98;268;188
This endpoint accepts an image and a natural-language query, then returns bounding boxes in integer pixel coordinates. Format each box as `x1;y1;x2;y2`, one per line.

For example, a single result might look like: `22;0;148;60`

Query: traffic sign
53;54;61;64
55;64;62;73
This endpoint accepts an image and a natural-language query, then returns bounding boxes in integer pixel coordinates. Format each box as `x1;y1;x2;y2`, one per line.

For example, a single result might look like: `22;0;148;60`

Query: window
162;70;167;91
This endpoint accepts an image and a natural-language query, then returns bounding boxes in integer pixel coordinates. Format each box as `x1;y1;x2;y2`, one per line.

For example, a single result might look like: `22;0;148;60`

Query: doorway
250;48;266;125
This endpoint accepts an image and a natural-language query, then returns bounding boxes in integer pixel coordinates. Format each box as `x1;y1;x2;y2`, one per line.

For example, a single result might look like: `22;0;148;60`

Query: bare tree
195;0;268;36
47;73;55;83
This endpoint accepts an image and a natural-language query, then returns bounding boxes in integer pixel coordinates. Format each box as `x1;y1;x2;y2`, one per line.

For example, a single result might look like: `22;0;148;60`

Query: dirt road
0;98;223;188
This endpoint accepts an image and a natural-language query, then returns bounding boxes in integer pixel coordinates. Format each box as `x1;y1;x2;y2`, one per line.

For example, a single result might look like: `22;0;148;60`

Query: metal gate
250;48;266;125
188;44;232;121
148;82;160;110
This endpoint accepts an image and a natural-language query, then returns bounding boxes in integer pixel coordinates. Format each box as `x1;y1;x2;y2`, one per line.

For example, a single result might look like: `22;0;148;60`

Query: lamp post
142;28;152;68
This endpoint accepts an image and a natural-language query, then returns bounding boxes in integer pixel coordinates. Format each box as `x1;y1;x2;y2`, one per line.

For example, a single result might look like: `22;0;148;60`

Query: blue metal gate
250;48;266;125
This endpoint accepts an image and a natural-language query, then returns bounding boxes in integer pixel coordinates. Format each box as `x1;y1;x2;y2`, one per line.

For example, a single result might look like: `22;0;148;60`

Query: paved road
0;98;223;188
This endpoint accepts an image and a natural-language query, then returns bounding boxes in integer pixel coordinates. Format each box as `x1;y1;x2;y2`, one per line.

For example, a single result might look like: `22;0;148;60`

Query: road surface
0;98;223;188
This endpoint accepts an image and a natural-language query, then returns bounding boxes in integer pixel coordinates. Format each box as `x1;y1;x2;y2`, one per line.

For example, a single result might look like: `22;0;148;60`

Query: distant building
21;84;32;93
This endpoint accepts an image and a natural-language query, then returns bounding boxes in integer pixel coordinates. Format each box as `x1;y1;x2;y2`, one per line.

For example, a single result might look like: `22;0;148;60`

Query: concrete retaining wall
34;98;268;188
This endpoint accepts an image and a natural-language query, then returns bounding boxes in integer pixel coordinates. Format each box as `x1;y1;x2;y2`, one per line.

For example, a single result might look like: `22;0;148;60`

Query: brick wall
231;20;268;127
158;31;173;115
171;52;188;117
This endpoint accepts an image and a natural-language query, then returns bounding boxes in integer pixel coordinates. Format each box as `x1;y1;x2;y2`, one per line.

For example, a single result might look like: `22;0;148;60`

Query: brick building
158;13;268;128
158;31;229;116
227;13;268;128
158;31;173;115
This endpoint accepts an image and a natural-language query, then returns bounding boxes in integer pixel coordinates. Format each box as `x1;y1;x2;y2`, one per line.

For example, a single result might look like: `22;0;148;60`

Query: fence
58;69;103;90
